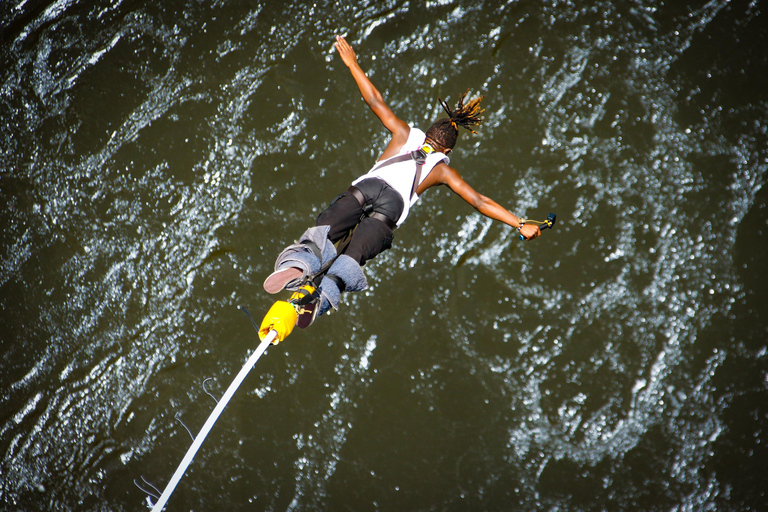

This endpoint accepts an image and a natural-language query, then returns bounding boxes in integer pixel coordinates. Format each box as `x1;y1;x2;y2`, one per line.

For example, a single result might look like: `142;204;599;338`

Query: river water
2;0;767;510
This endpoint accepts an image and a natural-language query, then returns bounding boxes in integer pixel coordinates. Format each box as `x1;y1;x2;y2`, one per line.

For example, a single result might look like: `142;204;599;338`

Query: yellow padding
259;300;297;344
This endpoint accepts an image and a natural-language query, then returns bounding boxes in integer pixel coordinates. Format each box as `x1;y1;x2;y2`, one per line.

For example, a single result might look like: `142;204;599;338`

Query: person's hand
334;35;358;68
518;224;541;241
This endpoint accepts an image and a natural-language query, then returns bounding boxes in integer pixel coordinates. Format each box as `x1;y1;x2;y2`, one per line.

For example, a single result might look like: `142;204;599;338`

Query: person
264;35;541;318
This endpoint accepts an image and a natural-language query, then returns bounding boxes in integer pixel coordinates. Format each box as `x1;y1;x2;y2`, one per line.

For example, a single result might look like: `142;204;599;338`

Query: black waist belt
347;186;398;230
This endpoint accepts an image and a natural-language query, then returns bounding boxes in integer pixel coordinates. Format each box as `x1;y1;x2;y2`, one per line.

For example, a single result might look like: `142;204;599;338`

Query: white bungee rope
150;329;278;511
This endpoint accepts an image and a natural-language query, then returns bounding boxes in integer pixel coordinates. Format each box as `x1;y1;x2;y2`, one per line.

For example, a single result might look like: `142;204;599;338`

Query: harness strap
370;152;415;172
303;239;323;261
371;144;434;202
324;273;346;293
347;186;398;230
408;148;427;201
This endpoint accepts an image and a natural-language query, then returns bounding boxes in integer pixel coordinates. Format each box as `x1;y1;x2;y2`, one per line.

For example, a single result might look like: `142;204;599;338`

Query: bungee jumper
148;35;556;511
261;35;555;331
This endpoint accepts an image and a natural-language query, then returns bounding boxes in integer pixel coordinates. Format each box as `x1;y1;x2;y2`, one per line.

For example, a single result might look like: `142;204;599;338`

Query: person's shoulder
404;125;422;144
435;162;465;183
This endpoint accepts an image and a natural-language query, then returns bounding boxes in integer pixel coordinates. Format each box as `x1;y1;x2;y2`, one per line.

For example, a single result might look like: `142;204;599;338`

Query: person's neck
424;138;446;154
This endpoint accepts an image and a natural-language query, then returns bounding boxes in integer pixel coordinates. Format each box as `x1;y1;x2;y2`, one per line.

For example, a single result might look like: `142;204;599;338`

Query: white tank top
352;127;449;226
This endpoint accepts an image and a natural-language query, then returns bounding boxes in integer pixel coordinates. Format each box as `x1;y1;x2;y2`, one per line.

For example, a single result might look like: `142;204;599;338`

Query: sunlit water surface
2;1;767;510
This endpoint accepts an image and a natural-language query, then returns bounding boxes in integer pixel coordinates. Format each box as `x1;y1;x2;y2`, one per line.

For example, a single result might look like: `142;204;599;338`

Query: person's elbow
365;90;386;109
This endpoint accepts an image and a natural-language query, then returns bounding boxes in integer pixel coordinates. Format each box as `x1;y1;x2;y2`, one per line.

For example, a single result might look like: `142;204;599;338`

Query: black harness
369;143;434;201
304;144;438;292
346;186;398;230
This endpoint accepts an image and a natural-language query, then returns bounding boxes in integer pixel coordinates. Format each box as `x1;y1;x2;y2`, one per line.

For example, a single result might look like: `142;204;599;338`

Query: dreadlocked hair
425;89;485;150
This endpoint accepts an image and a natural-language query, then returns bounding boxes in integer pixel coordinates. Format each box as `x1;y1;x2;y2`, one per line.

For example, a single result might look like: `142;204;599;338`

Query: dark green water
2;1;767;510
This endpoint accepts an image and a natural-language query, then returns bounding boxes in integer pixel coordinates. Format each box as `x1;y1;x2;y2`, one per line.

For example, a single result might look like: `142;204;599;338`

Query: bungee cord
148;296;306;511
149;326;278;511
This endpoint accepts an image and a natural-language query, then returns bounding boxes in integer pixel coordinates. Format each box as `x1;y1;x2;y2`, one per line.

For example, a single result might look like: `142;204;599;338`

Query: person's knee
345;247;367;266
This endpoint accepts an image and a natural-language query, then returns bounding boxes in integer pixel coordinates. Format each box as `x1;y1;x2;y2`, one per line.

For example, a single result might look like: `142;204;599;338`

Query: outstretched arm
334;35;409;157
421;163;541;240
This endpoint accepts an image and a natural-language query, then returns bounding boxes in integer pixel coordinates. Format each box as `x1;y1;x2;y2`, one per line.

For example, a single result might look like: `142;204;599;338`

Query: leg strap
324;273;346;293
347;186;398;230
